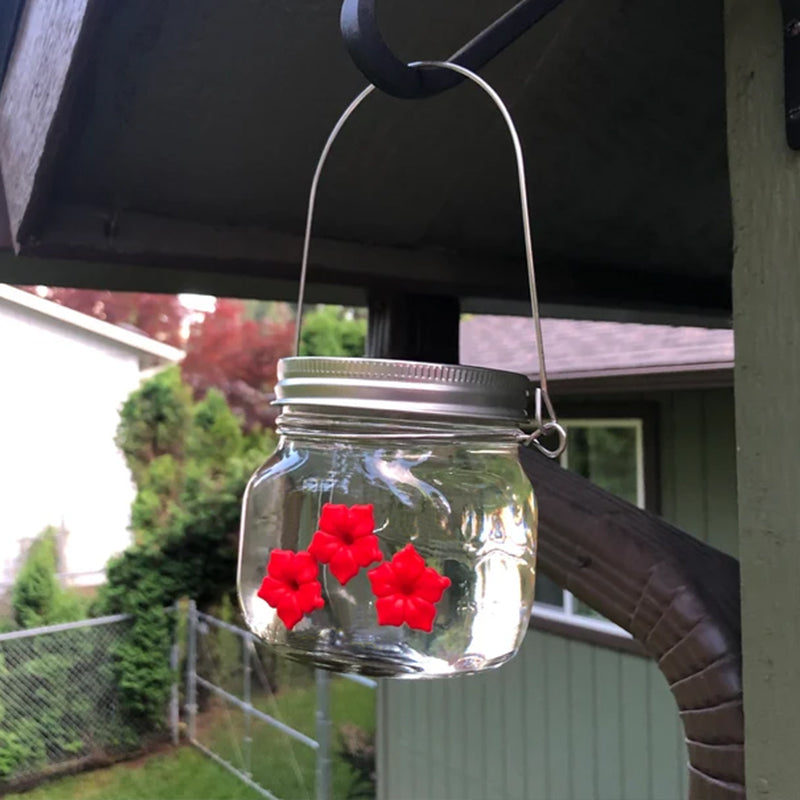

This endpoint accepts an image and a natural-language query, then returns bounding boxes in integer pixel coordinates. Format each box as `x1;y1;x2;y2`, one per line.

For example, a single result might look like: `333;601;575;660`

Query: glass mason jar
238;357;537;678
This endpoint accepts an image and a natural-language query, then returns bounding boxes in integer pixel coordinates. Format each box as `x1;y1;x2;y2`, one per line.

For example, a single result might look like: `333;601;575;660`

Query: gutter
547;365;734;395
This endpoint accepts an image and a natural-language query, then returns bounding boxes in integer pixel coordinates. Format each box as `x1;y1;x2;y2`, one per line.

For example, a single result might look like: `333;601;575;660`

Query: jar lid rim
274;357;531;423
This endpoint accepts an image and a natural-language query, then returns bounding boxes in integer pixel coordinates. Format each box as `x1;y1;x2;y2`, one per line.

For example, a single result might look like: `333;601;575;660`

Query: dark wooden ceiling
0;0;730;323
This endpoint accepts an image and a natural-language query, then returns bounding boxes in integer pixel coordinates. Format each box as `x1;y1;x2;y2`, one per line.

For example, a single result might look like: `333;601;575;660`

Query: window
532;418;645;636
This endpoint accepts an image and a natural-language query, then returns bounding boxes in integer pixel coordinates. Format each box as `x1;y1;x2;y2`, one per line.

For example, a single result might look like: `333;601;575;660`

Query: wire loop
293;61;565;459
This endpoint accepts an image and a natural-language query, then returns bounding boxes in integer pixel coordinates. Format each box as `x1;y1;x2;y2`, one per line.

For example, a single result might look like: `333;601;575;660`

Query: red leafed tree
182;298;295;430
37;288;187;347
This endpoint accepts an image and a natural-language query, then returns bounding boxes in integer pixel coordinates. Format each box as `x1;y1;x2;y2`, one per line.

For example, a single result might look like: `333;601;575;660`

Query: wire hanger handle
293;60;566;459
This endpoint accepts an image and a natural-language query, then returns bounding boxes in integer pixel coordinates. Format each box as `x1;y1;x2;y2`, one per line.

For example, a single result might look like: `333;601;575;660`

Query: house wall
378;386;737;800
0;298;145;587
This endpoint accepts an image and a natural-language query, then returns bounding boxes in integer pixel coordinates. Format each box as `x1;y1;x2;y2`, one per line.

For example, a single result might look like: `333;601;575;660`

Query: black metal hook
340;0;567;99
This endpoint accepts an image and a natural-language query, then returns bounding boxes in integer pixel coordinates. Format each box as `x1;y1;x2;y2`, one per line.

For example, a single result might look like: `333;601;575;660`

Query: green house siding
659;388;738;556
378;633;687;800
378;387;737;800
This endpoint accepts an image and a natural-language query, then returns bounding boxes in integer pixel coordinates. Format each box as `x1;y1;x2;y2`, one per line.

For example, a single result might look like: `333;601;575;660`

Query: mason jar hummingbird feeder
237;61;567;678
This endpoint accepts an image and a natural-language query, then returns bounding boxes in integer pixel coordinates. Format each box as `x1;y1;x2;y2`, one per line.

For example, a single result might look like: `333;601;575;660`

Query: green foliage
115;366;193;485
187;389;244;465
129;455;184;545
10;529;88;629
97;368;276;731
300;305;366;358
1;534;125;783
337;724;376;800
11;531;59;629
0;628;138;783
96;553;176;731
0;720;46;780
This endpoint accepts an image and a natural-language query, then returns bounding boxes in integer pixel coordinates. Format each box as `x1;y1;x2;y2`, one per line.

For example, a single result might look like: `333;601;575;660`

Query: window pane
567;425;639;506
534;572;564;607
563;422;641;623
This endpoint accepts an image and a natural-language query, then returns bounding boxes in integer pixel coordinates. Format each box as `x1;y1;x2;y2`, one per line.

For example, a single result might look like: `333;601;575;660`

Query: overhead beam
0;250;367;306
11;202;733;320
0;0;102;247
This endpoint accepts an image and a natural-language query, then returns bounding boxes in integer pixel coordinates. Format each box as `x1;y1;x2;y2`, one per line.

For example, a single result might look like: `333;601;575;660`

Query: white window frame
531;417;645;639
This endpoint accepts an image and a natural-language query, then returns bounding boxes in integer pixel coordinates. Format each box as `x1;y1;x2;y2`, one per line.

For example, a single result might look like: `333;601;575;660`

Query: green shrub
300;305;366;358
0;627;137;784
115;366;193;486
187;389;244;465
0;722;46;780
337;724;376;800
10;529;87;629
96;369;275;731
11;531;60;629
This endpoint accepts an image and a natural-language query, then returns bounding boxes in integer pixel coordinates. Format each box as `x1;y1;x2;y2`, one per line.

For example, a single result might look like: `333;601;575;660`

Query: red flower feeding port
368;544;451;632
256;550;325;630
308;503;382;585
255;507;450;634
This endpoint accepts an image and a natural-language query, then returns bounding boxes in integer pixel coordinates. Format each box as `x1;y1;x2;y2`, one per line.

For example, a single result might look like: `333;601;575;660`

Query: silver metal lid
274;357;531;423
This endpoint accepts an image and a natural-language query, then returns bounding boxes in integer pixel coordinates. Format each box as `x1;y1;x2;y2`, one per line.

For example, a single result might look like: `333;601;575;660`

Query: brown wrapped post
520;447;744;800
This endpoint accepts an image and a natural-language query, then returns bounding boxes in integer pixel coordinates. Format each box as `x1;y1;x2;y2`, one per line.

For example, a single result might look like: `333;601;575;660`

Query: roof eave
545;363;734;395
0;283;184;363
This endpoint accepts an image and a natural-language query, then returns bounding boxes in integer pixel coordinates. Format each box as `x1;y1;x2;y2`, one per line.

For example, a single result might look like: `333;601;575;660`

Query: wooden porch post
726;1;800;796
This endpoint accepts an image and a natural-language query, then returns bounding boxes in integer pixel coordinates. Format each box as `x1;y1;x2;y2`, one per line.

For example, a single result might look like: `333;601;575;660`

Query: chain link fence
0;604;375;799
0;613;172;791
187;602;377;800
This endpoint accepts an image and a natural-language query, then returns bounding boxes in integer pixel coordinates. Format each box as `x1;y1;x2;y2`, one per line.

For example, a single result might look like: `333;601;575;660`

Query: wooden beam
18;202;733;320
0;0;102;246
521;449;744;800
726;1;800;796
0;250;366;306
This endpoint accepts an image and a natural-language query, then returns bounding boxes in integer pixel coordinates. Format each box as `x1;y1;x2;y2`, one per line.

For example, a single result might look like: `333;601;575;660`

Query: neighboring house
378;316;736;800
0;285;183;589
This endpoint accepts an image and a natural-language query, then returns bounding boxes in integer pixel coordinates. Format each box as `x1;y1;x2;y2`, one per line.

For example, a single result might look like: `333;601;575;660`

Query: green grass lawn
7;677;375;800
6;748;263;800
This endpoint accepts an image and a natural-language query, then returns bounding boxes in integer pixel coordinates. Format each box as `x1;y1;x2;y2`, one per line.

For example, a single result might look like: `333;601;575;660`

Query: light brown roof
460;316;733;390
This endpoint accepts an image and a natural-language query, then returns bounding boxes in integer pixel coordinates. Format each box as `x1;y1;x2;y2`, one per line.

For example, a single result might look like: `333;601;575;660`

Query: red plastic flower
257;549;324;630
367;544;451;632
308;503;383;585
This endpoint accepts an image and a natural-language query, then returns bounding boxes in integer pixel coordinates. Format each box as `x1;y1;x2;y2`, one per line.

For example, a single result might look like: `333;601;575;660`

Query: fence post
243;638;253;779
315;669;333;800
186;599;198;743
169;604;180;745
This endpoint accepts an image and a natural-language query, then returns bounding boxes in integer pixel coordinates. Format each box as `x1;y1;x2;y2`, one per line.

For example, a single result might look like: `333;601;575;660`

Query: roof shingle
460;316;733;379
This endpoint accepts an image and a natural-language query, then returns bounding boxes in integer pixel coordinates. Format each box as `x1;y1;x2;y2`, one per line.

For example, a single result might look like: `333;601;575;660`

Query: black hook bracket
339;0;566;99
